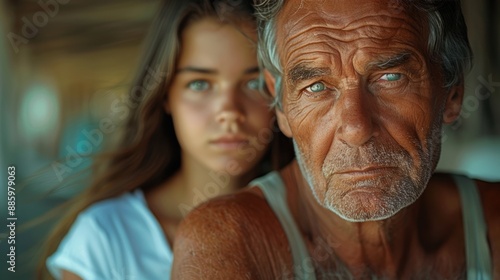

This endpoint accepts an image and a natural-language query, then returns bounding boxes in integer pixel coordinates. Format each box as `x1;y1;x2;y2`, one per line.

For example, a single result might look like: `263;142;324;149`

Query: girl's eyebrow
176;67;217;74
176;66;259;74
244;66;260;74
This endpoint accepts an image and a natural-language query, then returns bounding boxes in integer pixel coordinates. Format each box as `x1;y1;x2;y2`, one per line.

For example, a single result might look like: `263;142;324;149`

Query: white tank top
251;172;492;279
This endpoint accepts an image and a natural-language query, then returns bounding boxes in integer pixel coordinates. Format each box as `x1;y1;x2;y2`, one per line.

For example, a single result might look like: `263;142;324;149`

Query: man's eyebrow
287;65;331;85
368;52;412;71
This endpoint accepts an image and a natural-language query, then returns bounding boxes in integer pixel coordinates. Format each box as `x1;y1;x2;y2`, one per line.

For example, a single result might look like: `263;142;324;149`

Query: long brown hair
38;0;293;278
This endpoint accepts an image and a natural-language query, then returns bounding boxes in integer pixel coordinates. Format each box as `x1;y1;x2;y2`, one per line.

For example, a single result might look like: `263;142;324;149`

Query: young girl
40;0;293;279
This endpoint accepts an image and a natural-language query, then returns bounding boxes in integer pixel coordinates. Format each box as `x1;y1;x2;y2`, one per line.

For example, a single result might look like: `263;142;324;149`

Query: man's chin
332;207;402;223
324;191;411;223
327;204;403;223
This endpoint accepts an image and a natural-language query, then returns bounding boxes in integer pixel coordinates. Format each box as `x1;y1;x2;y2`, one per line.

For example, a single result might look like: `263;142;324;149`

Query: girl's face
167;17;274;176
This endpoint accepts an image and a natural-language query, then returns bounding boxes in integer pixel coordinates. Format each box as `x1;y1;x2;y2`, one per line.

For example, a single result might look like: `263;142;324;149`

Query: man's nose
335;86;377;147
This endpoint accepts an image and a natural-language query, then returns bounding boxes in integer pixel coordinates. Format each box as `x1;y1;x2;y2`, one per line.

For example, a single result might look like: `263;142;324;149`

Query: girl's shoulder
81;190;146;219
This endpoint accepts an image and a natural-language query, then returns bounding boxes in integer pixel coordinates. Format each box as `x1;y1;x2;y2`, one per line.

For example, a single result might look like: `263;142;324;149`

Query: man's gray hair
254;0;473;110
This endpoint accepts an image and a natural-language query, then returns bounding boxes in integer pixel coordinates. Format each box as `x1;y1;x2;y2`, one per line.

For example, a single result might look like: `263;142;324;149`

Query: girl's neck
175;165;246;209
148;155;260;221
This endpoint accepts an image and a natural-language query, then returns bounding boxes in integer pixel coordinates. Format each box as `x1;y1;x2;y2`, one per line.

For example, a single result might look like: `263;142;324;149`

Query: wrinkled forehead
276;0;429;65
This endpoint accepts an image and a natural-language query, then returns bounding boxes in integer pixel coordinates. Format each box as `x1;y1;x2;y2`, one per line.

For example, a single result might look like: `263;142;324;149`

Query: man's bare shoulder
426;173;500;216
176;188;274;238
180;188;267;226
475;178;500;213
472;178;500;238
172;188;292;279
424;176;499;239
475;178;500;276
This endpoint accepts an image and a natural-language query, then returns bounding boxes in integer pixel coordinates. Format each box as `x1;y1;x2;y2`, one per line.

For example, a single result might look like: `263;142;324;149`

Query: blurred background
0;0;499;279
0;1;161;279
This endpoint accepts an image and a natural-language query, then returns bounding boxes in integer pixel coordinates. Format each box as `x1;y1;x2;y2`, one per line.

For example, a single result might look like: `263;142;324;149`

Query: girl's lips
210;135;249;150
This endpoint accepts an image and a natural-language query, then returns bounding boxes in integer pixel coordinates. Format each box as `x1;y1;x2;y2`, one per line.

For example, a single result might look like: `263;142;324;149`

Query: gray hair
254;0;473;110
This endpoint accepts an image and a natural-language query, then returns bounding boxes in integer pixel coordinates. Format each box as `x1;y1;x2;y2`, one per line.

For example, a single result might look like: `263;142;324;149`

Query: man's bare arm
172;191;293;279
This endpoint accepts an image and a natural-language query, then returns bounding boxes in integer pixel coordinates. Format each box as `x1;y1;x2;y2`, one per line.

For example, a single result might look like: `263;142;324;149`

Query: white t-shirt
46;189;173;280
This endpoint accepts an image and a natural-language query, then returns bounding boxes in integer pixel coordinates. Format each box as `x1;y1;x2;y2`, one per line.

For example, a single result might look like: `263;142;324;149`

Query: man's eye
306;82;326;93
187;80;210;91
246;78;260;91
379;73;402;82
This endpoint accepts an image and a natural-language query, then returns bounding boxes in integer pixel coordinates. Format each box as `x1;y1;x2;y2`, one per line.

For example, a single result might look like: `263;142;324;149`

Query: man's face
274;0;462;221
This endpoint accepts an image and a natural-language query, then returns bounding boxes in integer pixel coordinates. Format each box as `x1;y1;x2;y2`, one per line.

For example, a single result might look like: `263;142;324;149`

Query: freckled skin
172;1;500;279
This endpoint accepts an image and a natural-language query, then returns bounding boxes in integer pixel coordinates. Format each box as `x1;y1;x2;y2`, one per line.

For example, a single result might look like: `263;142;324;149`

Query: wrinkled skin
273;0;455;222
172;1;500;279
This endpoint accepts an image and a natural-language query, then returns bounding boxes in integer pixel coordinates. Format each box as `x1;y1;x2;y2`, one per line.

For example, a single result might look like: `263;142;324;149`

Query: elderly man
172;0;500;279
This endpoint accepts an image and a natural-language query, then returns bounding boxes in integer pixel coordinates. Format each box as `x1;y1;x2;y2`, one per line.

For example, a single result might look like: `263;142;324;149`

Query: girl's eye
246;78;260;91
188;80;210;91
306;82;326;93
379;73;402;82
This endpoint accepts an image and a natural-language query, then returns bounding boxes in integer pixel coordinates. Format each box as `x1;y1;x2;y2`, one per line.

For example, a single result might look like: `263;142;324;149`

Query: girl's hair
38;0;293;278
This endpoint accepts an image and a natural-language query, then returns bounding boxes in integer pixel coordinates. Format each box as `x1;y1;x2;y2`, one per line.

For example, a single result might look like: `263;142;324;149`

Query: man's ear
264;69;292;137
276;107;292;137
442;83;464;124
263;69;277;98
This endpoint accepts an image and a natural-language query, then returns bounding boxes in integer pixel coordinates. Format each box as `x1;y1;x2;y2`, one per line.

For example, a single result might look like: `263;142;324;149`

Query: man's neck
284;160;426;278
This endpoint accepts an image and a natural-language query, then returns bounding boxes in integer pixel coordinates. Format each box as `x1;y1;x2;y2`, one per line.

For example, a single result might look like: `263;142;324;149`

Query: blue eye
188;80;210;91
306;82;326;93
246;78;260;91
380;73;402;82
